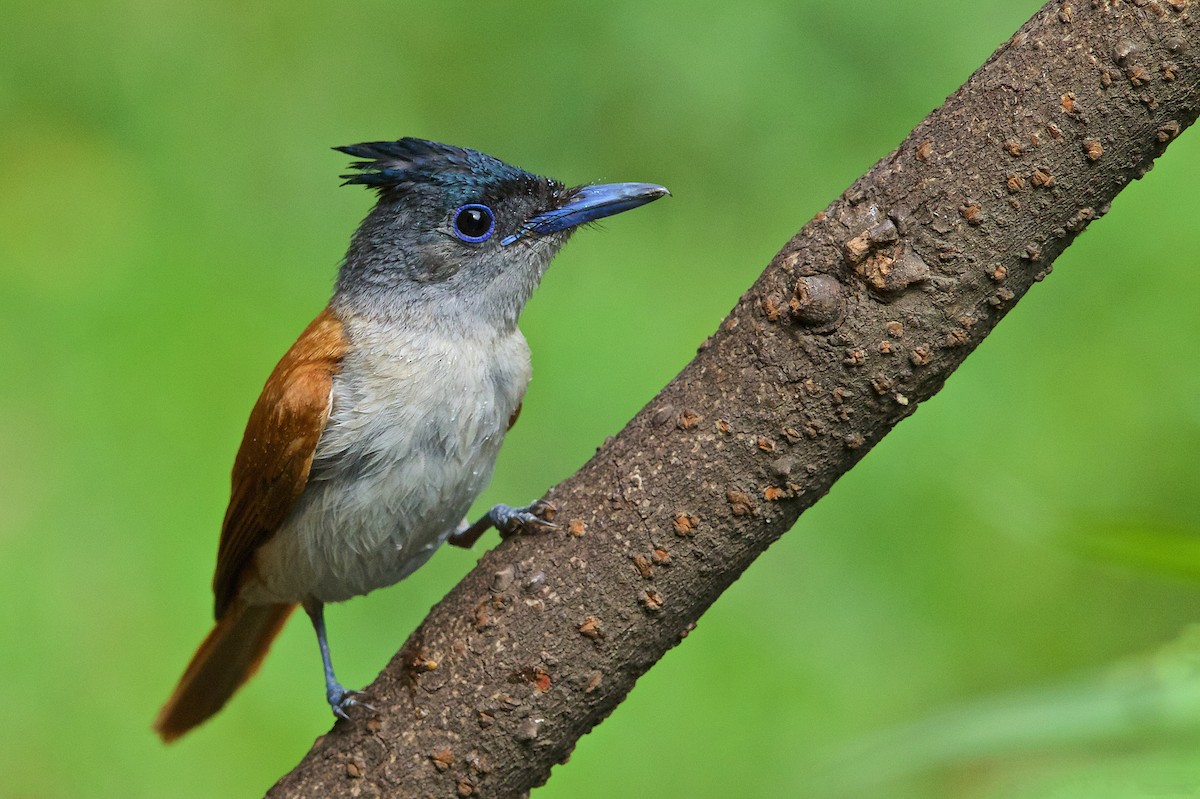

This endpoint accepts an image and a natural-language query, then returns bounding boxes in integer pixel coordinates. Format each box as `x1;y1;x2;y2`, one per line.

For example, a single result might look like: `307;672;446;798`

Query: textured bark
270;2;1200;797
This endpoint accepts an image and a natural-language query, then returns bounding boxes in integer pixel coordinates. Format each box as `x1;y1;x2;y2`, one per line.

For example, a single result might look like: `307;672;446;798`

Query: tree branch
269;2;1200;796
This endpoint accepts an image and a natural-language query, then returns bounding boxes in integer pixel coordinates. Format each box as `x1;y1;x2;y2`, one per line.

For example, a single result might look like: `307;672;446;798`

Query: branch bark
270;2;1200;796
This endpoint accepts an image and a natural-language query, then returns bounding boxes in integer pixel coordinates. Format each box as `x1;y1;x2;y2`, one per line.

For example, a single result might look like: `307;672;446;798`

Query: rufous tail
154;602;295;742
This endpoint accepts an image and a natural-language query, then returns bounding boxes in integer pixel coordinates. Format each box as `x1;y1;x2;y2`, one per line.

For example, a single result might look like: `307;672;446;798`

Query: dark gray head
331;138;668;331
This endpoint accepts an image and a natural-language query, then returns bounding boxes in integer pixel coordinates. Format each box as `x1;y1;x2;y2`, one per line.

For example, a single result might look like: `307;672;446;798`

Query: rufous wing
211;306;349;617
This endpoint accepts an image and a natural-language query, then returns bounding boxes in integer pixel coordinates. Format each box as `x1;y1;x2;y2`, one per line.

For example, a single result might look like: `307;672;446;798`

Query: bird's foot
326;683;375;720
490;500;558;539
448;499;558;548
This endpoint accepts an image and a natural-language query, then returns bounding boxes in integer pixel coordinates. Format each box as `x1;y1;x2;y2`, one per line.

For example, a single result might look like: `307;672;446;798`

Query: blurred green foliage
3;1;1200;797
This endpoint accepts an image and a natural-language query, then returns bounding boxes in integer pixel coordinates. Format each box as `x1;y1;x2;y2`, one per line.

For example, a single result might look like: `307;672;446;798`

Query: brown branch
269;2;1200;797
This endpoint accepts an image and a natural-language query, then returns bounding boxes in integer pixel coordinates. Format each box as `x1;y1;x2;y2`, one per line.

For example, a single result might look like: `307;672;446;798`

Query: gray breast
255;319;532;604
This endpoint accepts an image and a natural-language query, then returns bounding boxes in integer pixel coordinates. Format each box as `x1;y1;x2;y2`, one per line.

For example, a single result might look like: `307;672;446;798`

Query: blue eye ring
452;204;495;243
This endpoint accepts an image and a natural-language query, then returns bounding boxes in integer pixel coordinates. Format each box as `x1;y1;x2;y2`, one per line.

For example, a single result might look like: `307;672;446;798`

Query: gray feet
304;599;374;722
326;683;374;720
448;499;557;548
489;500;558;538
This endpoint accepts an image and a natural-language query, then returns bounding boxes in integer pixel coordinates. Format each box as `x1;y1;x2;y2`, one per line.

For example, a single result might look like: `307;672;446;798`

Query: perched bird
154;138;668;742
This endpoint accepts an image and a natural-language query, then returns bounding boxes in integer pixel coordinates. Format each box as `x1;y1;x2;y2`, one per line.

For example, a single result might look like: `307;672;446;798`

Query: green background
4;1;1200;797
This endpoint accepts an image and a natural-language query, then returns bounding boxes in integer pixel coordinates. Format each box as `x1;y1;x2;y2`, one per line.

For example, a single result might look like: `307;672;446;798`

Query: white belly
251;319;530;604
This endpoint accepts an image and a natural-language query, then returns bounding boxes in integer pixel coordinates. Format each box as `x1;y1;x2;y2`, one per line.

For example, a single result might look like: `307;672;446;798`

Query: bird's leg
447;500;558;549
302;600;372;720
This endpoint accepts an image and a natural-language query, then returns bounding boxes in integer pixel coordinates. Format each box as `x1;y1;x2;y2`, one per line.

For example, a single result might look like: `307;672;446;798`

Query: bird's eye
452;204;495;243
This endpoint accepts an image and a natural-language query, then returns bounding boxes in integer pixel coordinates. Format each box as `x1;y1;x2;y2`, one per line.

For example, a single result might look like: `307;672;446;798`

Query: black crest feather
334;137;534;195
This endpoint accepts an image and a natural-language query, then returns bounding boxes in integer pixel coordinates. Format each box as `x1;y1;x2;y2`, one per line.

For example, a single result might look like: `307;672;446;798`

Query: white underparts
247;317;531;604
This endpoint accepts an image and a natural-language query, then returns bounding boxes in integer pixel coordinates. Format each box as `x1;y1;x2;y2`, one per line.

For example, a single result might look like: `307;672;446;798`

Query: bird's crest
335;138;536;196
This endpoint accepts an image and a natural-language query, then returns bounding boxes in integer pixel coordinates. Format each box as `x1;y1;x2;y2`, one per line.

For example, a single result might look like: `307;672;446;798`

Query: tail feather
154;602;295;742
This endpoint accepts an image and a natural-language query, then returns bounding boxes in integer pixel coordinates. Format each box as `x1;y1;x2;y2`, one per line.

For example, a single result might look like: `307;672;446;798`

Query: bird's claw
492;500;558;538
327;685;375;720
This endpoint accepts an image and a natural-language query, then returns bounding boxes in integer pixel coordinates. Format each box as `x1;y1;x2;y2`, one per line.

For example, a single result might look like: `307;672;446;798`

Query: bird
154;137;668;742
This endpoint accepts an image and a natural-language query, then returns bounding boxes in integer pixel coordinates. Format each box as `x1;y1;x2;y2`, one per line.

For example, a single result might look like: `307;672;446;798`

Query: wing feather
211;306;348;617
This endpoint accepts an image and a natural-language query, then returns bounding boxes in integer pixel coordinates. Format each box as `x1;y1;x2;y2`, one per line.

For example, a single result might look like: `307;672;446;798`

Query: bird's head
332;138;668;330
